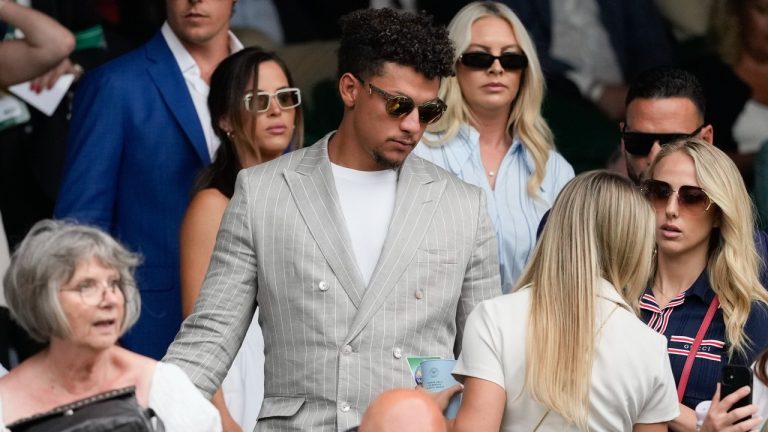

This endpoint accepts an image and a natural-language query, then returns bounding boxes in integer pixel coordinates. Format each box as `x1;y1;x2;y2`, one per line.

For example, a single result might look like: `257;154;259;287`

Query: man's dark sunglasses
355;75;447;125
622;124;705;156
459;51;528;71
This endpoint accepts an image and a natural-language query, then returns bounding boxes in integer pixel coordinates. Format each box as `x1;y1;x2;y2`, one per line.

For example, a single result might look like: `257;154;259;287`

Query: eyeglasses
61;278;124;306
356;76;447;125
459;51;528;71
243;88;302;113
640;179;713;212
622;124;705;156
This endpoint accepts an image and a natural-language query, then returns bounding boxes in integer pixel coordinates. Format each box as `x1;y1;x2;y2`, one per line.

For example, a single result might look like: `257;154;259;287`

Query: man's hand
700;384;762;432
416;383;463;411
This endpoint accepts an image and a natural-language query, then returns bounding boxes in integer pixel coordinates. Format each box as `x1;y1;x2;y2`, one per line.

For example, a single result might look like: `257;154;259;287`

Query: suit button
340;402;351;412
342;345;352;355
318;280;329;291
415;289;424;299
393;347;403;359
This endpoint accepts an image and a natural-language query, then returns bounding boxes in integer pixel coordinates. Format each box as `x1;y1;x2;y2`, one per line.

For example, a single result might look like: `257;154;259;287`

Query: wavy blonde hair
649;139;768;358
516;171;656;429
425;1;554;198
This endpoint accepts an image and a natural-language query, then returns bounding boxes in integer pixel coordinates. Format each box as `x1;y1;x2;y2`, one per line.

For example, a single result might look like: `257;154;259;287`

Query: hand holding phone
720;364;753;423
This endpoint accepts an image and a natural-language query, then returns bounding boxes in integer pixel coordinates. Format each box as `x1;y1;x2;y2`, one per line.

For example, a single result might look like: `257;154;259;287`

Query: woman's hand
700;384;762;432
29;57;80;93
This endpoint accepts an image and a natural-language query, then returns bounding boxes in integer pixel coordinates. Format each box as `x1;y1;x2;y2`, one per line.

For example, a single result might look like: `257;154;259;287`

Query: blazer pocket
416;249;458;264
257;396;306;420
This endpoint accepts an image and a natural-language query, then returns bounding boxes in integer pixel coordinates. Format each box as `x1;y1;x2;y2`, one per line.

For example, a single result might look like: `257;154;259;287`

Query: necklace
488;171;495;177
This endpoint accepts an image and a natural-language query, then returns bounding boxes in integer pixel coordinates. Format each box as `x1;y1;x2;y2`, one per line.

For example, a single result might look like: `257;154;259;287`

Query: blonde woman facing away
638;139;768;430
413;1;574;292
448;171;679;431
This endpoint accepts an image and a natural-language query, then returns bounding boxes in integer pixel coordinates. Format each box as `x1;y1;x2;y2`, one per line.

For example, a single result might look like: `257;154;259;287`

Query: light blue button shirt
414;125;574;292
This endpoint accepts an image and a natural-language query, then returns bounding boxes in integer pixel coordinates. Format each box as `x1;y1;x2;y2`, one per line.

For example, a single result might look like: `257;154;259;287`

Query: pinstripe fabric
164;132;501;431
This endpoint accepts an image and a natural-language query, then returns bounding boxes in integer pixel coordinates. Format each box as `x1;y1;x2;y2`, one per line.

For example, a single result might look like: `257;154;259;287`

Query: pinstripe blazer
164;132;500;431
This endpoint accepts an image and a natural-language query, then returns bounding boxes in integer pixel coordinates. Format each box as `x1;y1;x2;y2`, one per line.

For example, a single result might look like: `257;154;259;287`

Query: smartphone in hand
721;364;753;422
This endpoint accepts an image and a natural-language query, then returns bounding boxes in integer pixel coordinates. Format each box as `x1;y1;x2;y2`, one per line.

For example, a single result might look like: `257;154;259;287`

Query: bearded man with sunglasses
621;67;714;184
165;8;500;431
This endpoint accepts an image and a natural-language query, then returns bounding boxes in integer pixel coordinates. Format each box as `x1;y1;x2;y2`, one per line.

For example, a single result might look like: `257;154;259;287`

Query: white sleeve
452;300;505;389
753;363;768;431
636;336;680;424
149;362;222;432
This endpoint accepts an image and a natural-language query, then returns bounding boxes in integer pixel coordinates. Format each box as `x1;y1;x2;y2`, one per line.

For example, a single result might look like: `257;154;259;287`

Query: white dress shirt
161;22;244;160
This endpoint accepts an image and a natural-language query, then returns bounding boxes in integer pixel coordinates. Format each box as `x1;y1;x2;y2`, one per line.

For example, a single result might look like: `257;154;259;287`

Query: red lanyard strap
677;296;720;402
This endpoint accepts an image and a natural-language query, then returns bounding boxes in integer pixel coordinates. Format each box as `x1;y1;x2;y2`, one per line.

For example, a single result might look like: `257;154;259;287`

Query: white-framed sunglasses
243;87;302;113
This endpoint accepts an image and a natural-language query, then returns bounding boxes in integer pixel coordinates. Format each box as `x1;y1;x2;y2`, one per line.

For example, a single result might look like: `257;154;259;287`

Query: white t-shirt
454;279;680;431
733;100;768;154
754;366;768;431
331;163;397;286
0;362;221;432
551;0;623;100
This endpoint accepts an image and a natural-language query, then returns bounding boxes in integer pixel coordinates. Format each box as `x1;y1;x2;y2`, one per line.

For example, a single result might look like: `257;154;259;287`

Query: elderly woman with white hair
0;220;221;431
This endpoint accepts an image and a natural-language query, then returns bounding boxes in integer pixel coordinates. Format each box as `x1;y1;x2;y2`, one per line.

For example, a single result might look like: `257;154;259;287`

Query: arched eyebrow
256;86;292;93
465;43;522;52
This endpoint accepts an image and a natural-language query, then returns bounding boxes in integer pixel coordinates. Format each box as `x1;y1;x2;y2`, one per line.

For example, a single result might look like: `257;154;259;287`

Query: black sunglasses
356;76;447;125
640;179;713;212
622;124;705;156
459;51;528;71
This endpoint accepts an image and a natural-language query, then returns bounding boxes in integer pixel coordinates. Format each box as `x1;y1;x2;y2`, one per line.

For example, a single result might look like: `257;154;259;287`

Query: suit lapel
145;33;210;165
345;156;446;344
284;137;366;307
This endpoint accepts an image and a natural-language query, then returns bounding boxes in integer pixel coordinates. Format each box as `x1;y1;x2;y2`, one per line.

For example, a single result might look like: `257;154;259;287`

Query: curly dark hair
337;8;454;81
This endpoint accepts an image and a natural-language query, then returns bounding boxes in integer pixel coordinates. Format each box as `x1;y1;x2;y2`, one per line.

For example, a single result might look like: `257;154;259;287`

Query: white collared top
161;22;244;160
454;279;680;431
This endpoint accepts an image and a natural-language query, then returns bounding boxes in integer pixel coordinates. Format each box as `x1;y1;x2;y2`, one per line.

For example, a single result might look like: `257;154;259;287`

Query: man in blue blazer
55;0;240;359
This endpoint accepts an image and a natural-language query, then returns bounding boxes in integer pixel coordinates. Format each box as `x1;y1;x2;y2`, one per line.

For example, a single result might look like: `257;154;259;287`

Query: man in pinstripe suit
165;8;501;431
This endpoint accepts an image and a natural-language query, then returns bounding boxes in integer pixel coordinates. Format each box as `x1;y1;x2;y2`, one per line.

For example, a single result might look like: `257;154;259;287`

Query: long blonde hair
425;1;554;198
649;139;768;358
517;171;656;429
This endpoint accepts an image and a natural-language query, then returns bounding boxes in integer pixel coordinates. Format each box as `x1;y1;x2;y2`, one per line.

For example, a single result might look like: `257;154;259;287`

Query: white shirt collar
160;22;244;160
597;278;632;312
160;22;244;77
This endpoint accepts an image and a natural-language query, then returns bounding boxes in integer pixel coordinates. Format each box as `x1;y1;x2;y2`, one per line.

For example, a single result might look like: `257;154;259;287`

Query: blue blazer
55;31;210;359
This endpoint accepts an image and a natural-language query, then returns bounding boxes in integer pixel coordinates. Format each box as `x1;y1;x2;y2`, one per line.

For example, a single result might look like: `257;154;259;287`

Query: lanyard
677;296;720;402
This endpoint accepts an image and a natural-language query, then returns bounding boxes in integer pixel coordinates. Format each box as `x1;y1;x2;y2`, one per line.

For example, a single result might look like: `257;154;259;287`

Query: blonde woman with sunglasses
179;47;303;432
413;1;574;293
639;138;768;430
448;171;679;431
